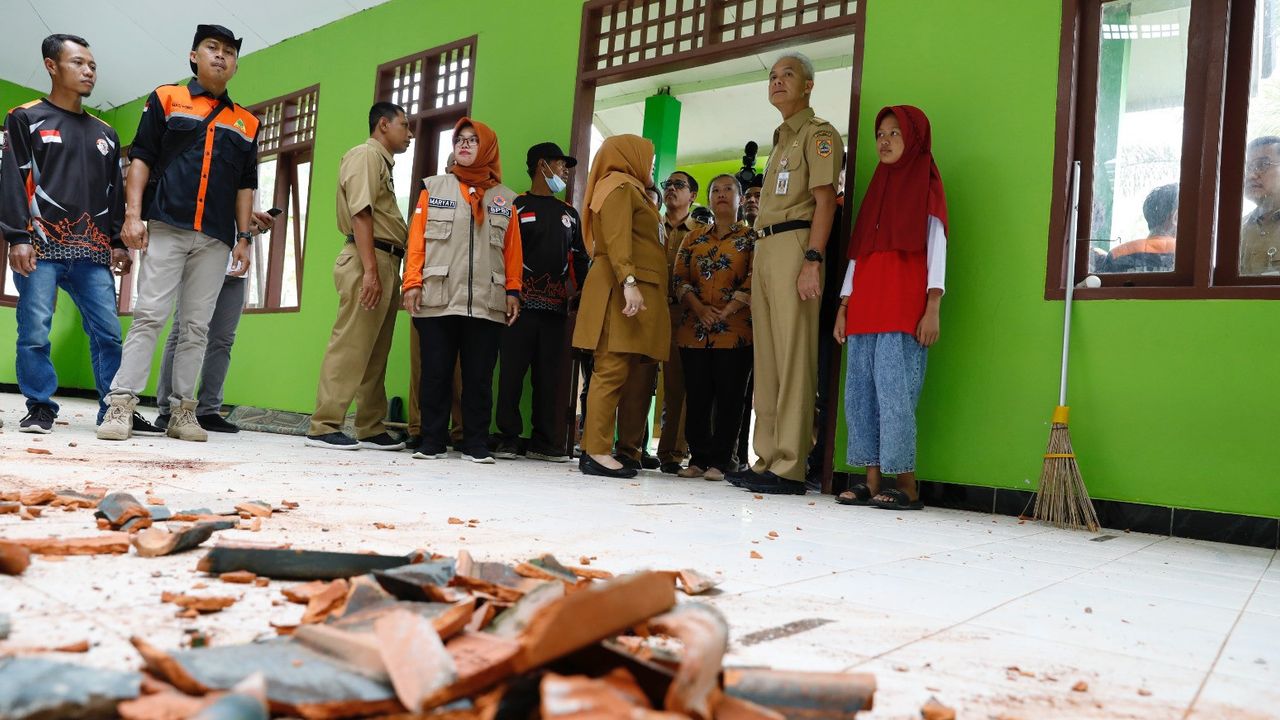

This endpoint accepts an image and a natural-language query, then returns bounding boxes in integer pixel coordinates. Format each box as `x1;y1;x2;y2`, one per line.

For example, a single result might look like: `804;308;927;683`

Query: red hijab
450;117;501;191
848;105;948;259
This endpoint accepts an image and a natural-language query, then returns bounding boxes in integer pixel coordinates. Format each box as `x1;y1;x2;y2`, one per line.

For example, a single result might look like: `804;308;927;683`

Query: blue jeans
844;332;928;475
13;259;122;422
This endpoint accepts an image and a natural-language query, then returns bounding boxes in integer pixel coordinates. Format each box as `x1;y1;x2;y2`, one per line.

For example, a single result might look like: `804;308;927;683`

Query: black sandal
836;483;872;506
871;488;923;511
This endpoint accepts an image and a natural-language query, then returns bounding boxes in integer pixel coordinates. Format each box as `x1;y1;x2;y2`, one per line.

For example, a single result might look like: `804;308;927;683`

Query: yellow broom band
1051;405;1070;424
1044;453;1076;459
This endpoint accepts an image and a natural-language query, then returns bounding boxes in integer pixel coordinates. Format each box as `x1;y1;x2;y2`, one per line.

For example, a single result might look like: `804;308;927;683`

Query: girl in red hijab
833;105;948;511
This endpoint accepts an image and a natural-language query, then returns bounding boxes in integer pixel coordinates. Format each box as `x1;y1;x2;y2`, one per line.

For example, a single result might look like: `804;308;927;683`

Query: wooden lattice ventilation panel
253;87;319;155
586;0;858;77
377;39;474;118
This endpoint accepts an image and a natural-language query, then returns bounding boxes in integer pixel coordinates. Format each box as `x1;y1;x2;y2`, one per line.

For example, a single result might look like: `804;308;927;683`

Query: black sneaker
131;412;165;436
412;444;448;459
462;449;496;464
493;440;519;460
726;468;762;488
19;406;56;434
403;435;422;452
154;414;170;431
197;413;240;433
358;432;405;451
305;432;359;450
640;453;662;470
741;472;807;495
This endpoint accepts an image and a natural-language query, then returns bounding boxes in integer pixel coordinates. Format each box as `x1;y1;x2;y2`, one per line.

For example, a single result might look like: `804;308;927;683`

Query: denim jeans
844;332;928;475
13;259;122;422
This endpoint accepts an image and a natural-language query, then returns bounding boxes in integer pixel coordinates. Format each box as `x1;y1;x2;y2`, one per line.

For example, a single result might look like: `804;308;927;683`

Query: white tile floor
1;394;1276;719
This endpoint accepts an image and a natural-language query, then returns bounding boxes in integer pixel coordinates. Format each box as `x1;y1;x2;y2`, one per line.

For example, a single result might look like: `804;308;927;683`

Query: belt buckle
748;228;763;242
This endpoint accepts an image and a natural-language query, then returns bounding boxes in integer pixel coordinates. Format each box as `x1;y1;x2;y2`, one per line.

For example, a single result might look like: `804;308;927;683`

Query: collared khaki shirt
1240;207;1280;275
663;212;707;301
757;106;844;229
336;138;408;246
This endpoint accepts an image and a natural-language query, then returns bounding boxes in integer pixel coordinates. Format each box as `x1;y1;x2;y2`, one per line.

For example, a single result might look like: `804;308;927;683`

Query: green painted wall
842;0;1279;518
1;0;1276;519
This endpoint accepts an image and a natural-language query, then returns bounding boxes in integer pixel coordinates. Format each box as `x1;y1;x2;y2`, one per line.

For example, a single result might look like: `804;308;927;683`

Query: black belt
749;220;811;240
345;234;405;259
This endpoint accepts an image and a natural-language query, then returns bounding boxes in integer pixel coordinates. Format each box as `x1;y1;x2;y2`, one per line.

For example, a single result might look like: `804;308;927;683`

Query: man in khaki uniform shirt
731;53;843;494
305;102;413;449
1241;136;1280;276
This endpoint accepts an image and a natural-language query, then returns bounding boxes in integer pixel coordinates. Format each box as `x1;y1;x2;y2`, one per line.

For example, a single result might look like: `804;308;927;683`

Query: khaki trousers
615;361;656;460
750;229;821;482
109;221;230;408
655;309;688;463
308;244;401;438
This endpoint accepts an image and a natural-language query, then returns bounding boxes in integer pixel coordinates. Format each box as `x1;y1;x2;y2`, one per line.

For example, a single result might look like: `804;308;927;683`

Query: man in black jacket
492;142;588;462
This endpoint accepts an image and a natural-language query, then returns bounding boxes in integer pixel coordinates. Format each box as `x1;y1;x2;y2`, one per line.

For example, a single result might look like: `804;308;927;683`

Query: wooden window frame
1048;0;1280;300
373;37;477;195
242;86;320;314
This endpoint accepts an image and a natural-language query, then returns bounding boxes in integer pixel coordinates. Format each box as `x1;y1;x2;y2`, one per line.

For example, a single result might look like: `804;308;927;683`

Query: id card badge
775;170;790;196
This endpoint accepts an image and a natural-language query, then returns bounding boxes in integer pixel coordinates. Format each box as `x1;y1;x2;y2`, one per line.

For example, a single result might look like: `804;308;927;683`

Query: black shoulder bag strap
141;96;233;217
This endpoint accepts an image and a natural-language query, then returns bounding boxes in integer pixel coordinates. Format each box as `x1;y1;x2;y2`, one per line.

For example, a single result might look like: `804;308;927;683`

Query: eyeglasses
661;180;689;190
454;136;479;148
1246;158;1279;175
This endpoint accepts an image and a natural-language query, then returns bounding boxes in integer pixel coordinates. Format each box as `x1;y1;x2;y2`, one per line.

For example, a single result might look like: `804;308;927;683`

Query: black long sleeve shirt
513;193;590;313
0;98;124;264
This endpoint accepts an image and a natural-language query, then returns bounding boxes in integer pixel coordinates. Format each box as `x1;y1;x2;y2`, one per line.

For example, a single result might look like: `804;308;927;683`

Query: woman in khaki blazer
572;135;670;478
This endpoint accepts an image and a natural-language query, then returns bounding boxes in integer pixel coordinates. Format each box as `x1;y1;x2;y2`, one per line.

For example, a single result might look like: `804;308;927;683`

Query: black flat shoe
725;468;761;488
741;472;807;495
640;453;662;470
614;455;642;471
580;455;638;478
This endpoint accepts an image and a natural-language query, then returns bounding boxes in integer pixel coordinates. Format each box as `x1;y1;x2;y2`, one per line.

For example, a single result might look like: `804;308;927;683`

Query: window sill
1045;285;1280;300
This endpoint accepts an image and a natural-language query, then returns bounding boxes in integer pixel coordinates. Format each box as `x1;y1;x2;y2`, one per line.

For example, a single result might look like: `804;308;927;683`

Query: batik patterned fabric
673;223;754;349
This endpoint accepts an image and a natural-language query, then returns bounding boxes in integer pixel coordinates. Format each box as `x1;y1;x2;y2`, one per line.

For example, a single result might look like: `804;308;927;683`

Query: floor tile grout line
842;537;1178;676
1182;548;1278;720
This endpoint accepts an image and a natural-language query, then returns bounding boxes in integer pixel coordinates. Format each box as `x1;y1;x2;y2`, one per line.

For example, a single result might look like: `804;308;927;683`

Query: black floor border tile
829;474;1279;550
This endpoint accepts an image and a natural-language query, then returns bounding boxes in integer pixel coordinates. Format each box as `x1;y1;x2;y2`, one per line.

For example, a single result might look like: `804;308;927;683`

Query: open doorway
563;0;865;489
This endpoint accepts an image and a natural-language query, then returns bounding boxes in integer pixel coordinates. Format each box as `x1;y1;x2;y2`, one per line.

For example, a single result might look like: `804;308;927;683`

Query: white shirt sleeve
927;215;947;293
840;260;855;298
842;215;946;298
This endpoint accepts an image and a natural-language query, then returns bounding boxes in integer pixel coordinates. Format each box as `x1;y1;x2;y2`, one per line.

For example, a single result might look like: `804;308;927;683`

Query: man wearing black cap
491;143;589;462
98;24;266;442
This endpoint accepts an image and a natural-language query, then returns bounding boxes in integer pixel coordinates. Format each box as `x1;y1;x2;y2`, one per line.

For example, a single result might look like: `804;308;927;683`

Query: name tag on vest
428;197;457;209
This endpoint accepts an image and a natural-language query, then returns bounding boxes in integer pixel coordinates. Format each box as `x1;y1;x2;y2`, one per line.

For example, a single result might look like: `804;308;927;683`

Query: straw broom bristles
1033;407;1100;532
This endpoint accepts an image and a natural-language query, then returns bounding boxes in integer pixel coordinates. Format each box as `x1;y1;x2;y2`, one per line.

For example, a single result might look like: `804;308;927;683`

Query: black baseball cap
190;24;243;75
526;142;577;173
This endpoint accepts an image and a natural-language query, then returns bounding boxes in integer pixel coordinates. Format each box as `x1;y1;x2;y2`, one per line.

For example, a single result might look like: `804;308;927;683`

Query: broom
1033;161;1100;532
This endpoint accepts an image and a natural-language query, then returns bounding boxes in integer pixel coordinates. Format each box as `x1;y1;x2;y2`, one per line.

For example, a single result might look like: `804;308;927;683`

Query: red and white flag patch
519;212;537;224
39;129;62;144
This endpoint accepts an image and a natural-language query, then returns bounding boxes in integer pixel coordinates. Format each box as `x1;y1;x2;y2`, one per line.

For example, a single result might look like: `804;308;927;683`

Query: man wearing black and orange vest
97;24;263;442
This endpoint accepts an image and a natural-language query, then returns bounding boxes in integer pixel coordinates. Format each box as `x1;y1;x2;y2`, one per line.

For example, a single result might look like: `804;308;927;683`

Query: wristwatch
236;231;254;244
804;248;823;262
623;274;637;287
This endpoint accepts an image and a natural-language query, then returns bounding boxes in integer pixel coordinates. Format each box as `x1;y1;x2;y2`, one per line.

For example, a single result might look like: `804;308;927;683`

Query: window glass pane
437;128;454;175
1240;0;1280;276
394;138;416;219
247;157;279;308
1089;0;1190;275
282;160;312;308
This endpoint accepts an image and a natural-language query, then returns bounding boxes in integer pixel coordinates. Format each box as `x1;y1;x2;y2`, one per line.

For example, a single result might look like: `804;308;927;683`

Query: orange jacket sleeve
402;189;428;293
503;211;523;293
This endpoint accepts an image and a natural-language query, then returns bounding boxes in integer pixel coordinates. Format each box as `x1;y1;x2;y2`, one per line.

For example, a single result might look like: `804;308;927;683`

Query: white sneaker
412;448;448;460
462;451;495;464
528;450;571;463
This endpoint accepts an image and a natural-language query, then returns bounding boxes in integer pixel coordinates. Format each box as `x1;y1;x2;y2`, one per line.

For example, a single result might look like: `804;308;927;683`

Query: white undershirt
841;215;947;297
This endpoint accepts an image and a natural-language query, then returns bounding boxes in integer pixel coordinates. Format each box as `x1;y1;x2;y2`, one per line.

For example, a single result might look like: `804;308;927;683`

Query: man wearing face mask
492;143;589;461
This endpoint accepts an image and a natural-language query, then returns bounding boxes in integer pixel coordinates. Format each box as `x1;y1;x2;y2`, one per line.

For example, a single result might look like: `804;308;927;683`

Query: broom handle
1059;161;1082;406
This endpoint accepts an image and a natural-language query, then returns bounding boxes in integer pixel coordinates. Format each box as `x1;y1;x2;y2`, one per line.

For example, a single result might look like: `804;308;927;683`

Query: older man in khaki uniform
731;53;843;494
305;102;413;450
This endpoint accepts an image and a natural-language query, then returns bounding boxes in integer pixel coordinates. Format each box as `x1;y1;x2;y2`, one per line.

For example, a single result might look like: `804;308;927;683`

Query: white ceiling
593;35;855;164
0;0;391;109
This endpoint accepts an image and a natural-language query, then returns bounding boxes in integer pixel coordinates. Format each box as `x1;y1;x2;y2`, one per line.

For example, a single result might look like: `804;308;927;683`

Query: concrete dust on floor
1;394;1277;718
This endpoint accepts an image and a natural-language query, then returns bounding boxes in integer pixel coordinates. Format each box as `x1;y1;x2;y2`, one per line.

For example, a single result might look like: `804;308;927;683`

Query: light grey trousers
108;221;230;409
155;275;246;416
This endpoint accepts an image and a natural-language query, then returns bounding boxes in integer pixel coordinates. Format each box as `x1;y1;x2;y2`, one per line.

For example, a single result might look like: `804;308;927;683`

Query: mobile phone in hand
267;207;283;217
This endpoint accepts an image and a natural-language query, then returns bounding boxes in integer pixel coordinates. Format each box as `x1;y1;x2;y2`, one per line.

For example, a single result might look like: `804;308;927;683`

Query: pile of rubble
1;486;886;719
